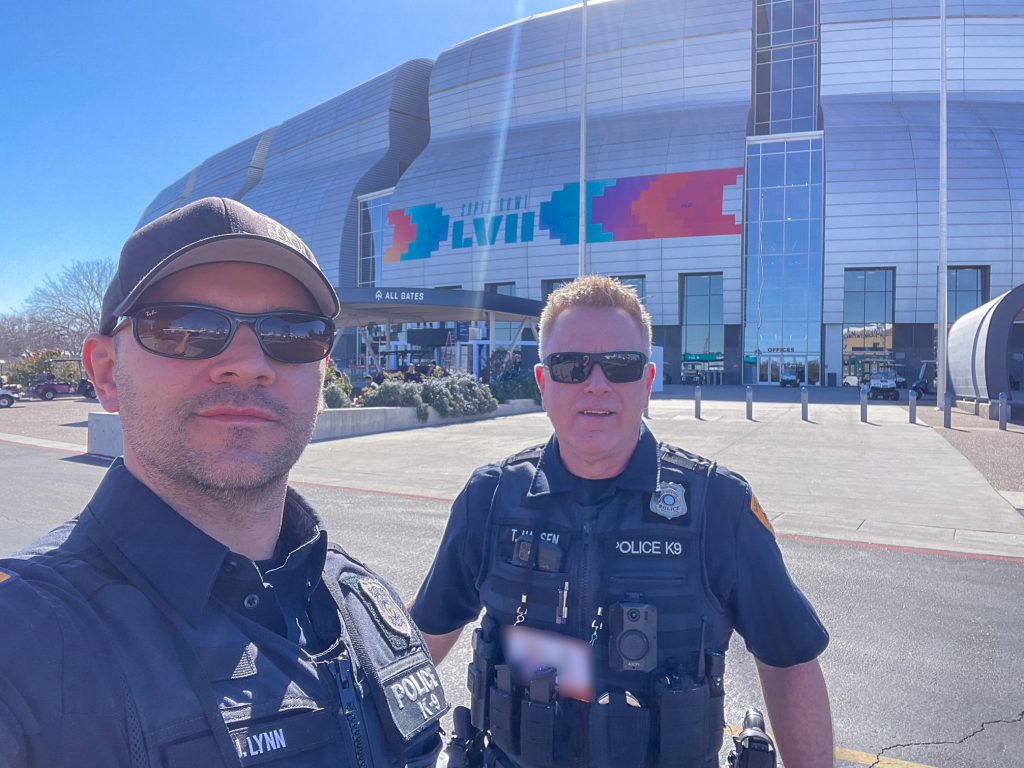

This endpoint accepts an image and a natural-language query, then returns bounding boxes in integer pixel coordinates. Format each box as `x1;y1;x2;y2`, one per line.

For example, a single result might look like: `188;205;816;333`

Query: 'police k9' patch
380;650;449;740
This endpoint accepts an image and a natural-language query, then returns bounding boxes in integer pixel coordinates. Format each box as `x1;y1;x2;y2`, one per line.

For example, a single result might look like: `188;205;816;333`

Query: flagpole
577;0;588;277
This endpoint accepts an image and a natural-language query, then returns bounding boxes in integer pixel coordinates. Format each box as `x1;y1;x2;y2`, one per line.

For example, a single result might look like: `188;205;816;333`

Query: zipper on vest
329;656;369;768
577;507;599;639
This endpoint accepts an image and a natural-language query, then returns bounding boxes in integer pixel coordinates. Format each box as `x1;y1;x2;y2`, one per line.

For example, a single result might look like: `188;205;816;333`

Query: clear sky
0;0;573;313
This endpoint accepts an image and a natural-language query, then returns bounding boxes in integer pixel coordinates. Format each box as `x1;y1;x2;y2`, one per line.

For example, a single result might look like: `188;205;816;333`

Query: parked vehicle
867;370;900;400
0;385;19;408
30;358;97;401
911;360;937;399
779;367;800;387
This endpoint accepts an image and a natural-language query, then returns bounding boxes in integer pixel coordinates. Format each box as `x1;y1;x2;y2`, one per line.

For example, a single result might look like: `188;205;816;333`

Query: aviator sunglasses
122;303;336;364
543;351;649;384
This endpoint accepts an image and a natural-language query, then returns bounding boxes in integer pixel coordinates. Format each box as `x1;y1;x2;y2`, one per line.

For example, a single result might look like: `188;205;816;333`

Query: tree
0;311;64;359
24;258;115;353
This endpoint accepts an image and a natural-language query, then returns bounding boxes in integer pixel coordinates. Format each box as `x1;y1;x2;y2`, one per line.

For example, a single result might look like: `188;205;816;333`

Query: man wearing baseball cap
0;198;446;767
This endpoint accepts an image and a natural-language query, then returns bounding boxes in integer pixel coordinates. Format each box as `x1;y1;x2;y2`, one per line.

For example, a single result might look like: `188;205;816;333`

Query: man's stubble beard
116;369;319;507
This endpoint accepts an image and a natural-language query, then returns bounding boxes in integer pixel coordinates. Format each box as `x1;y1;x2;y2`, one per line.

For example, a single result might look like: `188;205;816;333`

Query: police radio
609;596;657;672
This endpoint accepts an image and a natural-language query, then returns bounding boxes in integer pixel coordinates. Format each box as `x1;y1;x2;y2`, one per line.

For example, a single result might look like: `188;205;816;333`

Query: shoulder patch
0;567;17;587
342;575;412;652
659;443;710;472
749;494;776;537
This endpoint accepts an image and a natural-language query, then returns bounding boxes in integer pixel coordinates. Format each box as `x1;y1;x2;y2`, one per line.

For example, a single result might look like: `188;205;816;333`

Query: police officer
0;198;446;767
410;276;832;768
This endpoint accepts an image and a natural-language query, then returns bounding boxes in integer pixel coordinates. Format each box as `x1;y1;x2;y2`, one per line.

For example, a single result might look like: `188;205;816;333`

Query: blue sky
0;0;572;313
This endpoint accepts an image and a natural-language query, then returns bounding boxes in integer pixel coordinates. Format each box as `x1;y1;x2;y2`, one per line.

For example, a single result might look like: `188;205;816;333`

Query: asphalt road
1;441;1021;768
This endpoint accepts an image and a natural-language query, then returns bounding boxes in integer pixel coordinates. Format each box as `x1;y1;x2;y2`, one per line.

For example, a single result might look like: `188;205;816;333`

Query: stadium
139;0;1024;390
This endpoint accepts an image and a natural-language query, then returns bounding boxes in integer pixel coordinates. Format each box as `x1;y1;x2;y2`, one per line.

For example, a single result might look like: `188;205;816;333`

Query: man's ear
534;362;546;398
83;333;120;413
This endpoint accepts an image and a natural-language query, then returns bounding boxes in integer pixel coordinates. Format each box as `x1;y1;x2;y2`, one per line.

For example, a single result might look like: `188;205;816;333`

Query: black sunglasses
126;303;336;365
543;351;649;384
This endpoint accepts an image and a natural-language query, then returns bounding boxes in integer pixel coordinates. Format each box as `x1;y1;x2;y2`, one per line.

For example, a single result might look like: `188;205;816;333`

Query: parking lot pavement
4;389;1022;559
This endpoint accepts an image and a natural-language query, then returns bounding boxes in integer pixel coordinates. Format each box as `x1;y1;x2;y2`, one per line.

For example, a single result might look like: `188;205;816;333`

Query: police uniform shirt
411;425;828;669
0;459;443;768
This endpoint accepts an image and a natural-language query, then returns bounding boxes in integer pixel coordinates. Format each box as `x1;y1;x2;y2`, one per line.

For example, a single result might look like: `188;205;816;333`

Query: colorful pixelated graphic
385;204;450;262
386;168;742;260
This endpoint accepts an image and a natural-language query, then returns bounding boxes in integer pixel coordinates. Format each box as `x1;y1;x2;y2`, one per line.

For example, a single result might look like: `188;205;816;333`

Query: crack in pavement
867;710;1024;768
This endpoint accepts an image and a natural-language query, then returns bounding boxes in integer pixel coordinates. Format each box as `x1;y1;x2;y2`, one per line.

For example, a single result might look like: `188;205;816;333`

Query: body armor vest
470;441;731;768
16;519;445;768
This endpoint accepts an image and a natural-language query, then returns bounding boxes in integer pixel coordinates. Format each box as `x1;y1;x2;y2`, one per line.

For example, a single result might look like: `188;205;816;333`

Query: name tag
380;650;449;740
228;709;333;766
614;538;685;557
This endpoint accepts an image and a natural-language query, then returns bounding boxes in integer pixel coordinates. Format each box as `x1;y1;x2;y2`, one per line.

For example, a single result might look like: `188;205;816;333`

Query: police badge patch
354;577;412;642
650;482;688;520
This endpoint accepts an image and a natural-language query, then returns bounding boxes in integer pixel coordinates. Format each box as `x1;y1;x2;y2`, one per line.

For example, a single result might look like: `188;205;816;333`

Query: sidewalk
3;392;1022;559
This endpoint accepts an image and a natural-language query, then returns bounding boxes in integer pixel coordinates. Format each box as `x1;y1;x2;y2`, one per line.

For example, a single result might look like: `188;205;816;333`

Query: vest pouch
587;692;650;768
488;676;520;755
519;698;558;766
469;625;498;731
653;676;709;768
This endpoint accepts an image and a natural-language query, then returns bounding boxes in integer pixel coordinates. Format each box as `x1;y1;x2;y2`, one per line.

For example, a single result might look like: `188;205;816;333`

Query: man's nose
583;362;612;392
208;323;275;384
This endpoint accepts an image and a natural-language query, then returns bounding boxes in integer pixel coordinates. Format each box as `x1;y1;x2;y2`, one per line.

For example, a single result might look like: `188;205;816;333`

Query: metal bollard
694;385;702;420
800;386;808;421
999;392;1007;431
860;386;868;423
746;386;753;420
943;392;953;429
909;389;917;424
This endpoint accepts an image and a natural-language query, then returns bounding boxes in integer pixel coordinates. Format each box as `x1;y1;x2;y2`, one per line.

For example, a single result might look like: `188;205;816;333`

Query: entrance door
757;356;782;384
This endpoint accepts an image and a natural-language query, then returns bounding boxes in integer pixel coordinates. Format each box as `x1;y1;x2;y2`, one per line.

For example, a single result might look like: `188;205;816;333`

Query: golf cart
30;357;97;401
0;360;22;408
867;369;900;400
910;360;937;399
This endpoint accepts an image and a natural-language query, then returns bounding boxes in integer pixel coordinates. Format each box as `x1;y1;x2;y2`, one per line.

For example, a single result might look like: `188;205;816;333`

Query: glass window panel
884;291;893;321
686;295;711;324
784;221;809;253
793;56;815;88
755;94;771;126
761;188;785;221
756;64;771;94
784;254;809;282
792;87;815;120
793;0;815;29
709;274;723;295
709;294;723;325
771;91;792;122
955;268;979;290
865;292;886;322
785;152;810;187
810;154;822;184
746;224;760;253
761;153;785;186
786;187;810;221
685;325;711;353
771;60;792;90
756;50;771;66
865;270;887;292
793;25;814;42
755;5;770;37
809;184;823;217
686;274;711;296
761;222;784;253
844;292;864;324
709;325;725;354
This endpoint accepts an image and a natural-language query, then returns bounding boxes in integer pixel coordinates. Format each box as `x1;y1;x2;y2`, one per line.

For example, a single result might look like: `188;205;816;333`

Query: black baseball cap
99;197;341;335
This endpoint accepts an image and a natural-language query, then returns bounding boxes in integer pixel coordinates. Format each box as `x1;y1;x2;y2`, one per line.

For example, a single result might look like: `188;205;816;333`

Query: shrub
489;373;541;405
323;365;352;398
362;379;429;421
322;383;351;409
421;372;498;418
7;350;74;387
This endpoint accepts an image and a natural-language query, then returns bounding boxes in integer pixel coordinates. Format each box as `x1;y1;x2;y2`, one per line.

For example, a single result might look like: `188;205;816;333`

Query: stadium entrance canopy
948;283;1024;402
337;287;544;328
336;287;545;376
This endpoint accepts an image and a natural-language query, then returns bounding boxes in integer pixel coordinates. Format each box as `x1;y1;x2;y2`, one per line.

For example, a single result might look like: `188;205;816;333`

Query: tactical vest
29;520;446;768
469;442;730;768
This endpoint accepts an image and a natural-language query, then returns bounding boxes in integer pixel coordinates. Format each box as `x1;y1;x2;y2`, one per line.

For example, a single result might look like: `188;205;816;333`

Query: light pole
577;0;589;277
936;0;949;407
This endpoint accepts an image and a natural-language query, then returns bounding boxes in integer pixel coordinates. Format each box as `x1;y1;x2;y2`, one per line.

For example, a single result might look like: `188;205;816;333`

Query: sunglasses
124;303;335;365
543;351;649;384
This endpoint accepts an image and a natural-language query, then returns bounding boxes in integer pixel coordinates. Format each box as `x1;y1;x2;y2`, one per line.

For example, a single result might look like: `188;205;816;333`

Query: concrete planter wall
87;399;541;458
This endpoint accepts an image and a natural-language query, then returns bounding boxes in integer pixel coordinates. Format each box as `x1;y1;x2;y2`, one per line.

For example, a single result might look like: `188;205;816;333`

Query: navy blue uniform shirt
411;426;828;667
0;459;442;767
